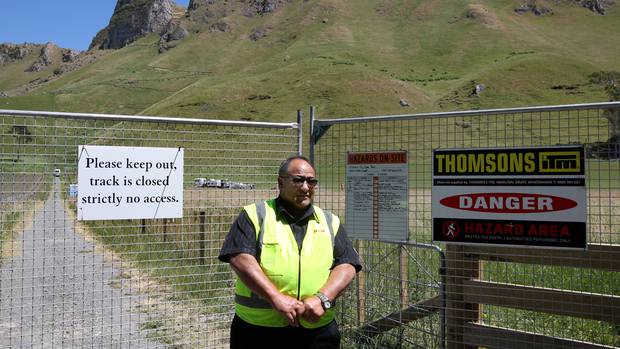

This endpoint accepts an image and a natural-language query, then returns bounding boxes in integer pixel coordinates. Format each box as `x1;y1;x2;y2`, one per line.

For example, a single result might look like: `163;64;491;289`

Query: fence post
356;239;366;325
297;109;303;156
163;218;168;242
199;211;206;264
400;244;409;309
141;218;146;234
445;244;480;349
309;106;316;164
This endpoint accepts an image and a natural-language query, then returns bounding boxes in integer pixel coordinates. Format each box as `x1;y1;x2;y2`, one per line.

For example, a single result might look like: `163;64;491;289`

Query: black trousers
229;314;341;349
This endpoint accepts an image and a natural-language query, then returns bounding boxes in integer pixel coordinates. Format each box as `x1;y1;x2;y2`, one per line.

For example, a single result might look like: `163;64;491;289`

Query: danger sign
432;145;586;249
440;193;578;213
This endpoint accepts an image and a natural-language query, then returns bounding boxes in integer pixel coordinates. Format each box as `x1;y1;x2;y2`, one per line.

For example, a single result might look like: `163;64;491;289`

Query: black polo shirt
219;197;362;272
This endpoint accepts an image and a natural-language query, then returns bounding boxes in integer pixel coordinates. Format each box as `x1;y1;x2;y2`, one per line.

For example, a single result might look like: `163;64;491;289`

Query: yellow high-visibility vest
234;199;339;328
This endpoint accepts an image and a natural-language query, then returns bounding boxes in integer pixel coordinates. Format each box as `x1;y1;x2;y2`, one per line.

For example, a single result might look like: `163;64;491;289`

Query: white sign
345;151;408;241
432;145;586;249
77;145;184;220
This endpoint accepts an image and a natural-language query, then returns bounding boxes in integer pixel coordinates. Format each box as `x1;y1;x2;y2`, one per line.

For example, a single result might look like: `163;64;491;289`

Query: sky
0;0;190;51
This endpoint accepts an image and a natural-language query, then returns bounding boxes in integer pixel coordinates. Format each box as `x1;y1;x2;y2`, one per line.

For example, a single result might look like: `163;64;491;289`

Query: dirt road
0;178;162;348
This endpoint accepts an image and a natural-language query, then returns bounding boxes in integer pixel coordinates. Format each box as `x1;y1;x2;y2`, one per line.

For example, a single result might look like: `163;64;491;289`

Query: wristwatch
316;291;331;310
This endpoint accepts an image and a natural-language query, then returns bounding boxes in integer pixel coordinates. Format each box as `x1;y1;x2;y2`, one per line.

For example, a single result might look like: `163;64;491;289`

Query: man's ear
277;176;283;189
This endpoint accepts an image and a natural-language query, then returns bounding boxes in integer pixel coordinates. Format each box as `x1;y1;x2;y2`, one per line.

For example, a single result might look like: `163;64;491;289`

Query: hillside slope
1;0;619;122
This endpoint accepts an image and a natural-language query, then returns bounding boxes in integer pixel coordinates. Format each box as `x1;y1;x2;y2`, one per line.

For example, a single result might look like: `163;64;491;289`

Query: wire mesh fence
311;102;620;349
0;110;300;348
1;102;618;349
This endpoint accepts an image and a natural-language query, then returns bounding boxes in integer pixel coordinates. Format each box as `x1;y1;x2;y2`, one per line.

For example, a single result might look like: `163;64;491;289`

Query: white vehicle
53;169;61;177
230;182;256;190
194;178;207;187
206;178;221;187
230;182;243;189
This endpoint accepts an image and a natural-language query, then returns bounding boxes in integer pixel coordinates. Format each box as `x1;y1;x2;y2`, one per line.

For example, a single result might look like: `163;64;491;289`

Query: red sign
432;218;585;248
442;221;461;240
347;152;407;164
439;193;577;214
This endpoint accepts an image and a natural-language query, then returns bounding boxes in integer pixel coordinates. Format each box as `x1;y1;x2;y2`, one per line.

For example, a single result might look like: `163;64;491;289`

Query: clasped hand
272;294;325;327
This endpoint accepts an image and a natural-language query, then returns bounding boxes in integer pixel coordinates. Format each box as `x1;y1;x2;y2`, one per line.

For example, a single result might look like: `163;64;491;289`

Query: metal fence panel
311;102;620;349
0;110;300;348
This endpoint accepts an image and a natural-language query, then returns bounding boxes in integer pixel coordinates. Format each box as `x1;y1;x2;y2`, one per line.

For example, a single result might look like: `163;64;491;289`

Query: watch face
324;301;331;309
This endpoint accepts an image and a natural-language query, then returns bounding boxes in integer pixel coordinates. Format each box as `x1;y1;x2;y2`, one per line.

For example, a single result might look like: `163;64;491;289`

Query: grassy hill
1;0;619;122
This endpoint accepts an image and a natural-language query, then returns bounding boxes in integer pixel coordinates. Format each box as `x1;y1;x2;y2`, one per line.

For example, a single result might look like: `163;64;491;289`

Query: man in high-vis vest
219;156;362;349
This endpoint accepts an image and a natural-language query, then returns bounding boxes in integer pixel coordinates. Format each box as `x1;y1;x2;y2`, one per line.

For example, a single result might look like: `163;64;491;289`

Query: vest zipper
297;244;302;300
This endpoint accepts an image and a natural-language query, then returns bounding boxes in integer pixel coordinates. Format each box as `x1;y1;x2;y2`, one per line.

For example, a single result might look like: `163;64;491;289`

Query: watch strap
316;291;331;309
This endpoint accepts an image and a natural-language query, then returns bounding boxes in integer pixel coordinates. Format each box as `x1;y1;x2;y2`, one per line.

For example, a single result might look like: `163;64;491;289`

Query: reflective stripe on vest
234;199;339;328
235;293;271;309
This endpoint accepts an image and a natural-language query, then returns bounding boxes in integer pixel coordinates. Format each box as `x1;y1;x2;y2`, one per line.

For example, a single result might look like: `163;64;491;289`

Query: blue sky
0;0;190;51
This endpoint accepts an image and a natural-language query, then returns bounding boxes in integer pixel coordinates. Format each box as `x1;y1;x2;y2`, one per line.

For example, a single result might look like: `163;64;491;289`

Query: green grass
0;211;22;264
82;207;236;312
1;0;619;119
0;178;49;265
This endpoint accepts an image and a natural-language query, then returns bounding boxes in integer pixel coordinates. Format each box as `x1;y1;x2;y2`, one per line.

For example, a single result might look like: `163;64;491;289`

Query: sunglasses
284;175;319;187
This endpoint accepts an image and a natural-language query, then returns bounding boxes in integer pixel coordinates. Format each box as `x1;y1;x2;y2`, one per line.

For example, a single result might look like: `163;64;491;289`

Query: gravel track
0;178;163;348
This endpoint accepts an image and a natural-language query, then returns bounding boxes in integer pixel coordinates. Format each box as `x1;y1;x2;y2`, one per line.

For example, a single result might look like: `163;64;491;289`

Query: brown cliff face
0;43;33;65
89;0;176;50
25;43;58;72
89;0;295;51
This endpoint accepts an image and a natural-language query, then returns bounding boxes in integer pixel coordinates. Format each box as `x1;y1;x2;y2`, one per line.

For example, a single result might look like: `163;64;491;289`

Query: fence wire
0;110;300;348
1;103;618;349
311;102;620;349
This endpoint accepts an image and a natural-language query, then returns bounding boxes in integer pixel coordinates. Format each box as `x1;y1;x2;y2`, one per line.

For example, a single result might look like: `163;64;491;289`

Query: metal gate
0;109;300;348
2;102;619;348
310;102;620;349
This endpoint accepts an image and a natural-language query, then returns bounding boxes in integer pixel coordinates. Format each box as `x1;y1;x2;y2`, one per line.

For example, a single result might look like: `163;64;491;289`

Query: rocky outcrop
62;49;80;63
515;0;614;16
90;0;176;50
514;3;553;16
245;0;291;17
91;0;294;52
464;4;501;27
89;28;110;51
249;27;270;41
210;21;230;33
158;20;190;52
186;0;232;25
578;0;614;15
188;0;290;20
1;42;86;75
26;42;57;72
514;1;553;15
0;43;32;65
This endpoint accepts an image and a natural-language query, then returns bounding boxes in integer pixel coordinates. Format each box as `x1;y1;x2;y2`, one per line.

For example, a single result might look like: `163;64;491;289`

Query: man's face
278;159;317;211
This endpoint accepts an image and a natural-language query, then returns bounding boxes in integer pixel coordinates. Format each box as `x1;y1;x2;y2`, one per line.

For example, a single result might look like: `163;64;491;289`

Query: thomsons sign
432;145;586;249
77;145;184;220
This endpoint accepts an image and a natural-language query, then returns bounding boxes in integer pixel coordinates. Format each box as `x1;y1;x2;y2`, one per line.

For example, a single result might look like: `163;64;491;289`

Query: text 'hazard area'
433;218;586;248
464;221;571;237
